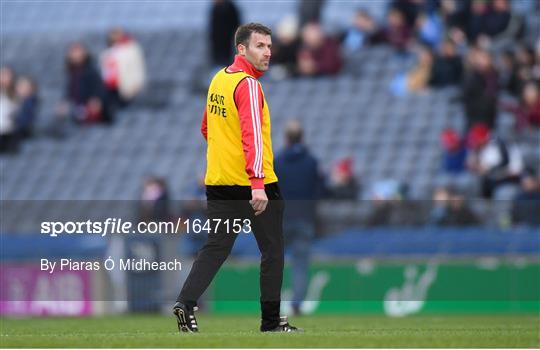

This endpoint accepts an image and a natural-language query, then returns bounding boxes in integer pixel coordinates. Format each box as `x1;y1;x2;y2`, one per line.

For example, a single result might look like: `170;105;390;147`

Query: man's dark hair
234;23;272;48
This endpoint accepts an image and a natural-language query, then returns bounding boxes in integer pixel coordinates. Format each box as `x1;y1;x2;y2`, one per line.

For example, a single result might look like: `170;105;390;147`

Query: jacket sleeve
234;77;265;189
201;109;208;141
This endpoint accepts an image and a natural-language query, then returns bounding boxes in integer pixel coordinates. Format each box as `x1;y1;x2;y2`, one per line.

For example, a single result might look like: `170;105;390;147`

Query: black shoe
262;316;303;333
173;302;199;333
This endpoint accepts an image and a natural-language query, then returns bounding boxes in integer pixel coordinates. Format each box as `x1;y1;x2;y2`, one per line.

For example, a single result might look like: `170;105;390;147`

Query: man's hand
250;189;268;216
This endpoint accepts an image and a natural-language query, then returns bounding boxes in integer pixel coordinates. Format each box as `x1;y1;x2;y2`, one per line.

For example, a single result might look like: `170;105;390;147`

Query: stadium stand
1;0;539;225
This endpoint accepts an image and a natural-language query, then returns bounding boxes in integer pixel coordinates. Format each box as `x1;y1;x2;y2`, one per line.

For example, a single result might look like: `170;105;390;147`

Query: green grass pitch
1;314;539;348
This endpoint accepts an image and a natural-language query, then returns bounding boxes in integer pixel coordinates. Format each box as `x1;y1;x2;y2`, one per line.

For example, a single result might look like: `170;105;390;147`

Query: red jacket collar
227;55;264;79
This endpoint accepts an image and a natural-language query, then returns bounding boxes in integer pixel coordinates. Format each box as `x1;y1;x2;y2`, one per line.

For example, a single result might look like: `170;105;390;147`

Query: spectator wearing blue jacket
274;120;323;316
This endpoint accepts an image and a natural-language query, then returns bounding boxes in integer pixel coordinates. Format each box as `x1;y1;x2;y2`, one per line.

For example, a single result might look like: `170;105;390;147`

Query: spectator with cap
327;157;359;200
467;123;524;198
438;127;478;195
440;128;467;175
274;119;323;316
511;167;540;226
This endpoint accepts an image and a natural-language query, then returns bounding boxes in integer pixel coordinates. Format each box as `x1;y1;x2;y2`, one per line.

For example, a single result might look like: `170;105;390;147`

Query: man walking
173;23;300;333
274;120;322;316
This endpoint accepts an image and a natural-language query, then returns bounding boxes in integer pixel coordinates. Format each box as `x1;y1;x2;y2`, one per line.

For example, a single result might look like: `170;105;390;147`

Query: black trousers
177;182;285;330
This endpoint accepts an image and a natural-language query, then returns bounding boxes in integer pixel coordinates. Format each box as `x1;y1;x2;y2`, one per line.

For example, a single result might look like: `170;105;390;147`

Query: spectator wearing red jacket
297;22;342;76
502;81;540;130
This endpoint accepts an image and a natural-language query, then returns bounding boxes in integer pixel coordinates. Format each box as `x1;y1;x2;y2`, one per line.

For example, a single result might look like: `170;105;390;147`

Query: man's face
239;32;272;71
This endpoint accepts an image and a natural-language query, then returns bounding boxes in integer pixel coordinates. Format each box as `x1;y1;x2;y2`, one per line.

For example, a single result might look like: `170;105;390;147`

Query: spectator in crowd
511;167;540;226
462;47;499;130
440;128;467;175
0;66;17;153
343;9;377;54
298;0;325;27
415;11;444;49
59;42;111;124
139;176;171;223
429;38;463;87
534;39;540;82
484;0;525;51
429;186;480;226
100;28;146;112
373;8;412;52
390;44;434;96
138;176;176;312
327;157;359;200
209;0;241;67
467;123;524;198
407;44;434;91
502;81;540;130
297;22;342;76
390;0;425;29
483;0;511;37
270;15;300;79
506;45;536;97
437;127;478;196
440;0;471;35
14;76;39;139
467;0;491;42
274;120;322;316
498;49;517;93
365;180;424;226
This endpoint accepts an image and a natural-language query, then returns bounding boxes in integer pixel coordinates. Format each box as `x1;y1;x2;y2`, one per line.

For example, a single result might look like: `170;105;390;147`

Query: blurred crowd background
2;0;539;229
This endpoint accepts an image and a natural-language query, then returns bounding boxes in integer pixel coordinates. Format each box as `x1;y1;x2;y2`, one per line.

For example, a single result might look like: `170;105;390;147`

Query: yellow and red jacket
201;55;278;189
